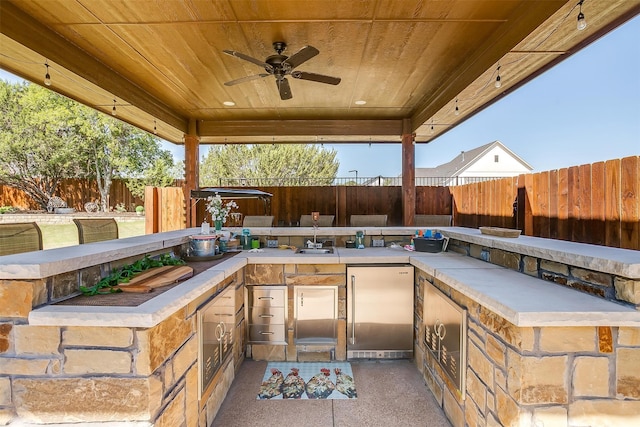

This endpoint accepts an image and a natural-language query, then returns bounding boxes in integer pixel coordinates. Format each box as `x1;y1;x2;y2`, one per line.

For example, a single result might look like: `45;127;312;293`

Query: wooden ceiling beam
0;2;188;135
199;119;404;137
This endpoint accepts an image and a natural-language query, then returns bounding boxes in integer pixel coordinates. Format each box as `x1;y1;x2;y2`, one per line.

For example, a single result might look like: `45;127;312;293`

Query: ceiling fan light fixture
223;42;341;100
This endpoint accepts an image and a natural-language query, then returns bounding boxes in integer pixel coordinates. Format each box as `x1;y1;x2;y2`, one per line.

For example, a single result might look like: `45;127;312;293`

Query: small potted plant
135;205;145;216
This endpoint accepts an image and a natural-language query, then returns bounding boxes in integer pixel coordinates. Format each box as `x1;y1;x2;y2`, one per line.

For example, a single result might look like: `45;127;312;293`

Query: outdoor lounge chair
0;222;43;256
74;218;119;244
242;216;274;227
299;214;335;227
349;214;388;227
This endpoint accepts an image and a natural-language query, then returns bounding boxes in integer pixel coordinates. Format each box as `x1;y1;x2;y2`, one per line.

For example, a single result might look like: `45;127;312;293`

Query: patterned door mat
257;362;357;400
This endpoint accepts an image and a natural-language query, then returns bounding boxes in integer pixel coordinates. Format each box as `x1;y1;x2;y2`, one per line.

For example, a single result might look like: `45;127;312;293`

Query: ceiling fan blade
282;45;319;70
223;50;274;72
224;74;269;86
277;78;292;100
291;71;341;85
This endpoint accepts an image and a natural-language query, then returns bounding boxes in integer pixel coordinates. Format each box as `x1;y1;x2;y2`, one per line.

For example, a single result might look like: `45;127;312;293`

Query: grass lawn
39;220;146;250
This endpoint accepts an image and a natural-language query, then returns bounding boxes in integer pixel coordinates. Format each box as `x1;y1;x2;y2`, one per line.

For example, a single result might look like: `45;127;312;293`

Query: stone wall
447;239;640;309
0;261;243;426
245;263;347;362
0;213;144;225
414;269;640;427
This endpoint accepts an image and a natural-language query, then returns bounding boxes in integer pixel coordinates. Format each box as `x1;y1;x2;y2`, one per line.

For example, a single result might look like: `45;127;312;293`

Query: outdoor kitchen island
1;227;639;427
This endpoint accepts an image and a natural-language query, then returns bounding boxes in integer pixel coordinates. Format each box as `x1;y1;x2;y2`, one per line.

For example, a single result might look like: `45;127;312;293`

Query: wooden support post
184;120;200;228
402;119;416;226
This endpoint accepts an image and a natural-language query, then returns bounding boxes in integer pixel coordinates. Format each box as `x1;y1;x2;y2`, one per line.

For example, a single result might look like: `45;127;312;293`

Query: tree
77;114;177;211
200;144;339;186
0;80;177;211
0;81;86;208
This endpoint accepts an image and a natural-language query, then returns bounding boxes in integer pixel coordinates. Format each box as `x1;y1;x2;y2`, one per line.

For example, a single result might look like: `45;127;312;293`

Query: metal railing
213;176;506;187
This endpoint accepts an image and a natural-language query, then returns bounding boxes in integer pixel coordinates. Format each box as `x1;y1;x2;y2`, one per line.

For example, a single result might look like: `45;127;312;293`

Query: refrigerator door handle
350;275;356;345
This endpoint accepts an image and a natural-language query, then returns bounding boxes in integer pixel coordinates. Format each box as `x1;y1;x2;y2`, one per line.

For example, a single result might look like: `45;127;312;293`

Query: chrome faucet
311;211;320;248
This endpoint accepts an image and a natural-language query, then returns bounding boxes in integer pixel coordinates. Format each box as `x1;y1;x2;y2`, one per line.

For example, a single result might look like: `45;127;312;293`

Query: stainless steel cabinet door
294;286;338;344
347;266;414;353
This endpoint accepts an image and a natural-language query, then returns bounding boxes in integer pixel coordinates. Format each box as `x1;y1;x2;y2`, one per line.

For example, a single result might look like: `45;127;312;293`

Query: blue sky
2;15;638;178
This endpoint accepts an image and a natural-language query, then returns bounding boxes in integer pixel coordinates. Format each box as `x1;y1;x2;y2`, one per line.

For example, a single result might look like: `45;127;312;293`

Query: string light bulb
44;62;51;86
112;99;117;116
495;65;502;88
430;119;435;134
454;99;460;116
577;1;587;31
153;120;157;135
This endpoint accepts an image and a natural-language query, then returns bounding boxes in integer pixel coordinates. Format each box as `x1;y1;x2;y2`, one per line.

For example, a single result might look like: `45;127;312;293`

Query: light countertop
1;226;637;329
26;248;640;329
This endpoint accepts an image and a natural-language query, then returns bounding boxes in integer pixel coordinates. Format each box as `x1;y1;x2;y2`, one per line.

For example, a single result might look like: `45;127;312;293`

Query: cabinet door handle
351;275;356;345
259;314;274;318
259;331;274;335
258;296;274;300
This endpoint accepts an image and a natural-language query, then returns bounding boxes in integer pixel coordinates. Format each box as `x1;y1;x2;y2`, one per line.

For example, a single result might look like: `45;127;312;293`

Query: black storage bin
414;237;444;253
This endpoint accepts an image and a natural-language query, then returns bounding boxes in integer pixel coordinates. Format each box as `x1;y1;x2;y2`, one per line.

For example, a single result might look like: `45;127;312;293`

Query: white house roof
415;140;533;178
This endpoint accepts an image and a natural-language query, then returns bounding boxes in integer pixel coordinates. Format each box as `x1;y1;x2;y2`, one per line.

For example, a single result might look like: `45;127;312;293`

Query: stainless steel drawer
248;324;286;344
251;288;286;307
248;306;286;325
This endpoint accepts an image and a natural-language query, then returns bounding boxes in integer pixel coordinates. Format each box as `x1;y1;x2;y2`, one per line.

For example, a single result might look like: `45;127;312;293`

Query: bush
135;205;144;213
0;206;16;214
113;203;127;213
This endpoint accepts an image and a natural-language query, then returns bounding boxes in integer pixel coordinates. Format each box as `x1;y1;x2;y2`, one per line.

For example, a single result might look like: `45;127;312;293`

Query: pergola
1;0;638;226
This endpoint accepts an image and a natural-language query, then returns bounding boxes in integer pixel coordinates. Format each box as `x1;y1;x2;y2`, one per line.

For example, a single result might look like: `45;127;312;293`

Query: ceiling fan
223;42;341;100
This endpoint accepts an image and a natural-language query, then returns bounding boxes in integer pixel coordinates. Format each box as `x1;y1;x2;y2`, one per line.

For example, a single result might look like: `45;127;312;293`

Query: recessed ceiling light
354;100;366;105
223;101;235;106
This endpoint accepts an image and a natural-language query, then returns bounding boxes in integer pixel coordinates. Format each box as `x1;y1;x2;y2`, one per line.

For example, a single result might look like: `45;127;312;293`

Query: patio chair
74;218;119;244
242;216;274;227
415;215;452;227
350;214;388;227
299;214;335;227
0;222;43;256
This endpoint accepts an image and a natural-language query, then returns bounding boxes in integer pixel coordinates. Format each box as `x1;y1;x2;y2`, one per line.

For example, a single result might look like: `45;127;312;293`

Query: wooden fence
0;179;143;211
191;185;452;227
451;156;639;250
3;156;637;250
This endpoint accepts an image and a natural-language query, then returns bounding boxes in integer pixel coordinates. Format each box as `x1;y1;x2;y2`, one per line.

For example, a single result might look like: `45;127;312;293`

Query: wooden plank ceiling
1;0;639;145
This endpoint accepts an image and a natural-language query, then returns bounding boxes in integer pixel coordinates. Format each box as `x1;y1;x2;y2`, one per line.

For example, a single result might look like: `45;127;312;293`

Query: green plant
135;205;144;213
113;202;127;213
0;206;15;214
80;254;185;295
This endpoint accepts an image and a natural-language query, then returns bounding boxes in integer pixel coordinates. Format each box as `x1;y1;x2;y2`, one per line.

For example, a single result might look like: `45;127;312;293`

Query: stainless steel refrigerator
347;265;414;359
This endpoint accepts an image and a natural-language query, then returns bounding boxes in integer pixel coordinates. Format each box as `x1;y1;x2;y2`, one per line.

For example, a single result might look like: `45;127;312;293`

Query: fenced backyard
2;156;638;250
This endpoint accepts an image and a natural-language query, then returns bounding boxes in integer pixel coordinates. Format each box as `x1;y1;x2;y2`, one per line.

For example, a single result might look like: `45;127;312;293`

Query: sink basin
295;248;334;254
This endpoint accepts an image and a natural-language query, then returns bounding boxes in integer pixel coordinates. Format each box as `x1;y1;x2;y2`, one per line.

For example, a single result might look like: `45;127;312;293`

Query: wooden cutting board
115;265;194;293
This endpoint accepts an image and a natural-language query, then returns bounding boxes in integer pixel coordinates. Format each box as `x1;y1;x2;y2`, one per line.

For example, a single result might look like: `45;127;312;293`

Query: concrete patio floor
212;359;452;427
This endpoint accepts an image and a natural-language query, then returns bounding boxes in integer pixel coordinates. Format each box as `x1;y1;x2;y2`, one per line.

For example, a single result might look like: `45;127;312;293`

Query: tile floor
212;359;452;427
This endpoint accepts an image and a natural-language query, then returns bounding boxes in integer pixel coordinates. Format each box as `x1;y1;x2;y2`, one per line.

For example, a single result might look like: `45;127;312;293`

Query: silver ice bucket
190;235;218;256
